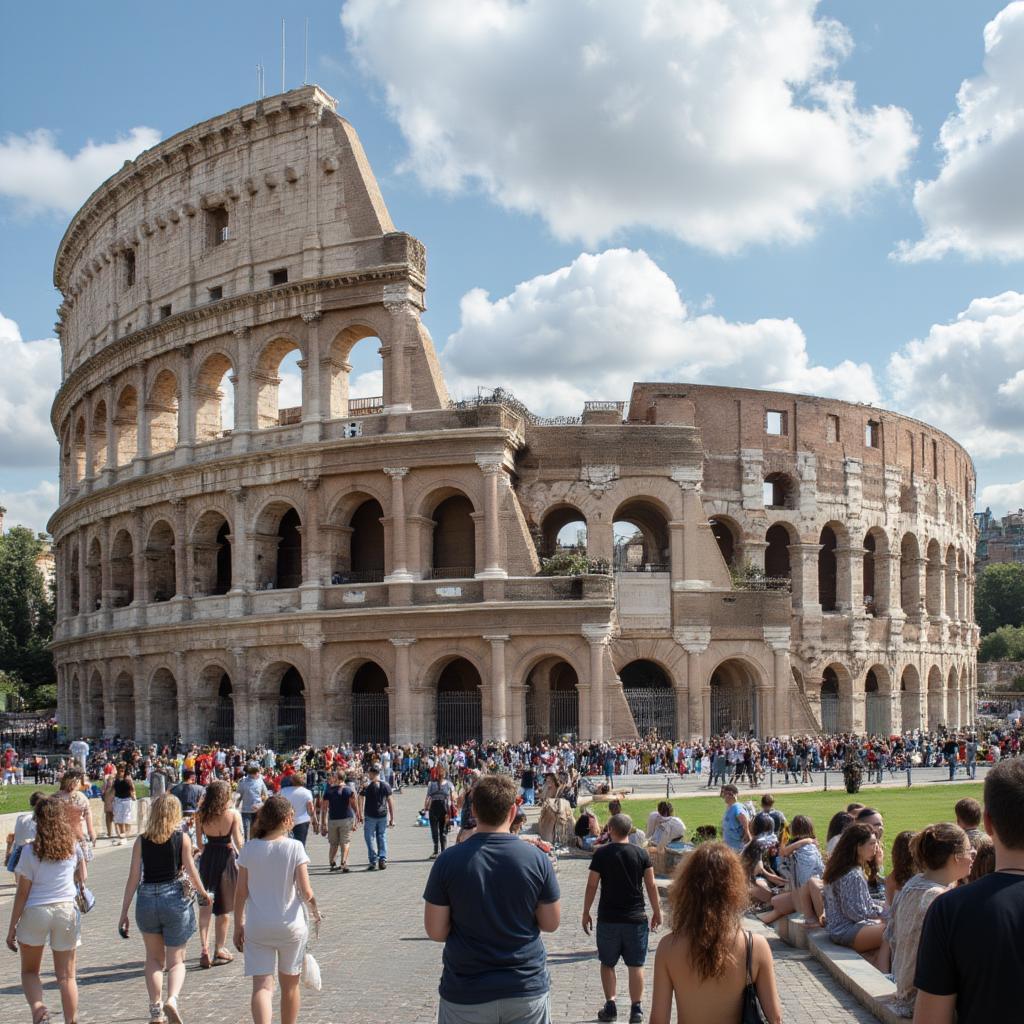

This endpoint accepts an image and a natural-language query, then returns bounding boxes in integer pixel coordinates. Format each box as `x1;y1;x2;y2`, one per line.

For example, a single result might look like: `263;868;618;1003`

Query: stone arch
819;662;853;733
709;657;763;737
433;656;484;744
426;489;476;578
709;515;742;571
351;661;390;745
86;536;102;612
765;521;797;579
619;658;676;738
539;503;588;559
863;526;890;615
327;323;385;418
72;415;87;485
900;532;922;615
110;528;134;606
348;498;386;581
254;499;303;590
194;351;236;442
193;664;234;745
147;368;179;455
764;471;798;510
89;399;107;478
524;655;581;739
86;669;105;736
149;667;179;743
612;497;671;572
818;521;846;612
255;335;304;429
255;661;307;750
925;538;943;618
900;664;922;731
114;384;138;466
956;547;967;620
927;665;945;730
947;665;960;729
112;670;135;737
145;519;176;602
945;544;958;620
865;665;891;736
68;538;81;615
191;509;233;596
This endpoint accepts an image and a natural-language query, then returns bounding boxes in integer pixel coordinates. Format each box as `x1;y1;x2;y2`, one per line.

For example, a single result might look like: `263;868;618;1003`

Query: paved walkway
0;790;877;1023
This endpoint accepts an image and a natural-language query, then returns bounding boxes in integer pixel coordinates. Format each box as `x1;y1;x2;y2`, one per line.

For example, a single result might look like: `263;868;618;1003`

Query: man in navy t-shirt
423;773;561;1024
320;770;359;873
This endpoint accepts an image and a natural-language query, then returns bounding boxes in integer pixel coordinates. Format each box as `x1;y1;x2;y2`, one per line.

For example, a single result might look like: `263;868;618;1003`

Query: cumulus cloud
980;479;1024;514
887;291;1024;457
342;0;916;252
0;126;161;216
896;2;1024;261
0;313;62;468
0;480;59;536
440;249;878;415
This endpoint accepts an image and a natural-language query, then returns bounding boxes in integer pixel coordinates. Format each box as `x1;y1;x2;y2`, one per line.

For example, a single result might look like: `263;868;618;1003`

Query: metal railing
732;576;792;593
329;570;385;584
614;563;670;574
584;400;625;413
349;396;384;415
424;566;475;580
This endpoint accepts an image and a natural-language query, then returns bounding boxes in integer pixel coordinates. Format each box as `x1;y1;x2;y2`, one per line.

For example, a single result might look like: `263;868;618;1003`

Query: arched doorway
549;662;580;738
900;666;921;731
112;672;135;737
709;660;759;737
350;500;385;581
435;659;482;743
818;525;838;611
820;667;840;733
947;667;960;728
87;671;104;736
709;518;740;570
352;662;390;744
277;509;303;589
150;668;179;744
927;665;945;730
431;495;476;577
539;505;588;559
210;674;234;745
613;500;670;572
276;667;306;750
865;668;888;736
146;520;176;603
619;660;675;738
765;524;792;579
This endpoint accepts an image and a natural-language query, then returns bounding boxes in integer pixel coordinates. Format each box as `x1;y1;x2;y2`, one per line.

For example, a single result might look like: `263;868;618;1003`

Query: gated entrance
549;688;579;738
352;662;390;744
820;667;840;733
210;674;234;745
865;669;886;735
620;660;675;738
275;667;306;750
435;658;482;744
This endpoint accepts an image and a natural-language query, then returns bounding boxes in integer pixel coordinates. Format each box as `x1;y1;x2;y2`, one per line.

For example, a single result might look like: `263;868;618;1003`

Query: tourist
913;759;1024;1023
112;763;137;845
886;823;972;1018
886;831;917;906
761;814;825;926
423;772;561;1024
520;762;536;806
954;797;983;842
650;842;782;1024
645;801;686;849
740;827;786;908
825;811;854;856
68;737;89;772
278;775;315;847
233;795;322;1024
320;770;359;871
358;764;394;870
966;836;995;883
237;765;270;841
169;769;205;833
119;794;208;1024
582;812;662;1023
102;768;117;841
575;806;601;850
719;784;750;852
822;823;887;963
424;765;455;859
854;806;886;896
6;791;44;874
5;797;87;1024
55;769;96;858
195;780;242;970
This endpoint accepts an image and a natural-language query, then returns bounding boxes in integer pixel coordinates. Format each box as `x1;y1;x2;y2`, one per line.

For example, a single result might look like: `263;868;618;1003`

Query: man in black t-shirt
582;814;662;1023
169;769;205;831
320;770;359;872
358;765;394;870
913;758;1024;1024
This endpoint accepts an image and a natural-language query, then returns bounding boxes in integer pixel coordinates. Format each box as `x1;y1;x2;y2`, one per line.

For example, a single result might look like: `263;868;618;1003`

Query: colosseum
48;86;979;748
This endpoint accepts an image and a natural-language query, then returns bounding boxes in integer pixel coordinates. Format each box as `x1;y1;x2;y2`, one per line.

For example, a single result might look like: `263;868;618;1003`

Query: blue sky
2;1;1024;533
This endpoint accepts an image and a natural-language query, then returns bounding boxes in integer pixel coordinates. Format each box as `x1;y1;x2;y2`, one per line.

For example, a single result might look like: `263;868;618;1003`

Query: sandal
32;1010;50;1024
212;948;234;965
199;951;212;969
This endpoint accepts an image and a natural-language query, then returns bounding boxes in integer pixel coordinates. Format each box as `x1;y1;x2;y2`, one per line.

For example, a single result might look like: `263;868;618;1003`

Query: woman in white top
233;796;322;1024
6;797;87;1024
278;775;316;847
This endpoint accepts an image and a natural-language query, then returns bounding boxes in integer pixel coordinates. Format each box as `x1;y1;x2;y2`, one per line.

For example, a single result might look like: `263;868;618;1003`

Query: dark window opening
865;420;881;448
159;304;172;320
269;268;288;286
276;509;303;589
826;414;839;443
208;285;223;302
207;206;230;247
123;249;136;289
763;473;794;509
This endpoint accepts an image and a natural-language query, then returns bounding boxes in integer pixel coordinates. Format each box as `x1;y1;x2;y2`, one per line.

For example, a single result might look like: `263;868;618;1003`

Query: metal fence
549;689;579;738
623;687;676;738
436;691;482;744
710;684;755;737
275;698;306;750
352;693;390;745
209;701;235;746
820;691;840;733
0;713;60;751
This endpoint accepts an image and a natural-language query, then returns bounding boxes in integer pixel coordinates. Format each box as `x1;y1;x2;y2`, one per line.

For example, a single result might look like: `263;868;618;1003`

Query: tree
975;562;1024;637
979;625;1024;663
0;525;55;706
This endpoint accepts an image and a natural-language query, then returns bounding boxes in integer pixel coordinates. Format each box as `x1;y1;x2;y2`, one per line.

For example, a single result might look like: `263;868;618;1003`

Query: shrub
539;552;591;577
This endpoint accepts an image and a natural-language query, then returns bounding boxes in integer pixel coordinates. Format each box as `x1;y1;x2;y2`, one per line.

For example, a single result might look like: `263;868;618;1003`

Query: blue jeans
521;787;535;805
364;815;388;864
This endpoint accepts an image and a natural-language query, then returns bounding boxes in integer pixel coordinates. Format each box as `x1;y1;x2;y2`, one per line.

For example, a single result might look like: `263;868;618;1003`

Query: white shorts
16;901;81;951
243;927;307;978
113;798;134;824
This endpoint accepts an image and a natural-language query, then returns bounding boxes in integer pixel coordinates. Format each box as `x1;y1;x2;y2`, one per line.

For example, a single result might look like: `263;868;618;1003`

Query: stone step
807;931;903;1024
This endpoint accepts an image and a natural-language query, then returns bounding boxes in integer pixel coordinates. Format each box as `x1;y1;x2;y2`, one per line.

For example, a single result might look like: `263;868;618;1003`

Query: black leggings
428;803;448;852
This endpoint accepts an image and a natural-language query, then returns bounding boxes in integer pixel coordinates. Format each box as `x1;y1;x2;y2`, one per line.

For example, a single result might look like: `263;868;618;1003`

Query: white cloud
0;480;59;537
342;0;916;252
887;291;1024;457
0;313;62;468
350;370;383;399
441;248;878;415
0;126;161;216
896;2;1024;261
980;479;1024;514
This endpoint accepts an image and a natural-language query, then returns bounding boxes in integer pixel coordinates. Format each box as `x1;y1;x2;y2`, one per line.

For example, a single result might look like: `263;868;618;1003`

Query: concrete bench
807;931;904;1024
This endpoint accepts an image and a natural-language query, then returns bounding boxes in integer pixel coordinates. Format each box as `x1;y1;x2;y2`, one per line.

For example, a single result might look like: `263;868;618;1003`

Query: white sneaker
164;995;183;1024
149;1001;167;1023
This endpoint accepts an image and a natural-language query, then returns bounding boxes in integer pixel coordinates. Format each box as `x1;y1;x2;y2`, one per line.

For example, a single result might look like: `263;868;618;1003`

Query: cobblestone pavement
1;791;876;1024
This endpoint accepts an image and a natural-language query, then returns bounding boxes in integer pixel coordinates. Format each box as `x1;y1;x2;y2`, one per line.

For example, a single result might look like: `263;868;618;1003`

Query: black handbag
741;930;769;1024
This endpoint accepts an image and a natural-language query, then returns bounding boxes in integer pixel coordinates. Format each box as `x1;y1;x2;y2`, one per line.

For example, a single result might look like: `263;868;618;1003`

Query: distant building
975;507;1024;570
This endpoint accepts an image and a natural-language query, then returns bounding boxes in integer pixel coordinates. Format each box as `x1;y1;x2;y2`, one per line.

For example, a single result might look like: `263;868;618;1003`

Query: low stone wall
980;660;1024;688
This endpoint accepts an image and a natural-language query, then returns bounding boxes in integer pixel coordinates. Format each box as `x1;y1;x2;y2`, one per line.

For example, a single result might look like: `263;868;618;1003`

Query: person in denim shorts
119;795;209;1024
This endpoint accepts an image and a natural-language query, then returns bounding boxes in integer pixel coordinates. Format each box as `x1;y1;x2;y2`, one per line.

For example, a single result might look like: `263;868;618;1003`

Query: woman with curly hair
119;794;208;1024
5;796;87;1024
195;779;243;969
650;842;782;1024
822;823;886;961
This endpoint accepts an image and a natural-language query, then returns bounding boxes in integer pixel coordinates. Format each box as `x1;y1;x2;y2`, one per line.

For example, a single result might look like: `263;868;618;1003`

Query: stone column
583;625;611;738
174;651;191;741
228;487;252;616
134;363;150;473
77;528;88;624
171;499;189;601
132;655;150;742
83;403;96;492
103;379;117;485
302;637;328;745
131;507;148;624
484;635;510;742
382;296;415;414
390;638;416;745
231;327;253;452
300;477;323;609
675;626;710;739
383;467;413;582
99;520;112;624
670;467;712;589
834;545;861;612
764;626;792;736
744;539;768;574
475;454;507;579
229;646;251;746
788;543;823;615
175;347;195;466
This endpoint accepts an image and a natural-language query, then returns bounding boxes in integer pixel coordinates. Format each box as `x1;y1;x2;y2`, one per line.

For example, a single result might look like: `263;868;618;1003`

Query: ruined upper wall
53;86;410;377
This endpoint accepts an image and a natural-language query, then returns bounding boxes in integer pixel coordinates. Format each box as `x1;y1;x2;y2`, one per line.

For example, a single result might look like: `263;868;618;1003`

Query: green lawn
0;782;150;815
603;783;984;874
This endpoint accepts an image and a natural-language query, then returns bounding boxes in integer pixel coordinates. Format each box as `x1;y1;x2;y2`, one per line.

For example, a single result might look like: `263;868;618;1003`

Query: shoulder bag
75;881;96;914
741;930;769;1024
171;830;198;904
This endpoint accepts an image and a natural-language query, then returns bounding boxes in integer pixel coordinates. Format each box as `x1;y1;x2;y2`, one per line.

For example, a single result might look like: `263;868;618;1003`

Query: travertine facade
49;87;978;747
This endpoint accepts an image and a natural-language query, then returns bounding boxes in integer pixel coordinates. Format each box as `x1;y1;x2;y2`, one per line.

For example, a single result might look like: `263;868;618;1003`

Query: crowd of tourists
4;727;1024;1024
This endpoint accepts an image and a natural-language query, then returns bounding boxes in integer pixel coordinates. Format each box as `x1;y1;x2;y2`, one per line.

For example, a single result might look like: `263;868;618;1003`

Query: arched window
820;667;840;733
900;666;921;731
192;512;232;596
862;527;890;615
150;668;179;743
865;667;889;736
349;500;385;581
945;544;958;619
765;524;792;579
146;520;176;602
86;538;102;611
436;658;482;743
328;327;385;418
110;529;134;607
619;660;675;738
255;338;303;429
89;401;107;478
818;525;838;612
539;505;588;559
276;667;306;749
926;539;943;618
72;417;87;485
431;495;476;578
613;500;669;572
147;369;179;455
114;385;138;465
763;472;796;510
112;672;135;737
352;662;390;744
709;518;739;570
254;503;302;590
277;509;303;589
195;353;235;442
